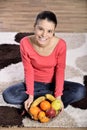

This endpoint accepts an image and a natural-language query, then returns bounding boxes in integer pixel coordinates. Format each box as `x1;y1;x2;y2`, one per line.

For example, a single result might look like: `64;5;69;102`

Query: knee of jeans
2;89;13;104
74;84;86;100
2;90;9;103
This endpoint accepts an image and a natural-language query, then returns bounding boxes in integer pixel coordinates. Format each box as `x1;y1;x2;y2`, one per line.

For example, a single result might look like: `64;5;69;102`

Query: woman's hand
24;95;34;112
56;96;64;112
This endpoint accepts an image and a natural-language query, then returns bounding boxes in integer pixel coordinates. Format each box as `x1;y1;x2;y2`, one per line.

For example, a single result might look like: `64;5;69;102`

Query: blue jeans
2;81;86;108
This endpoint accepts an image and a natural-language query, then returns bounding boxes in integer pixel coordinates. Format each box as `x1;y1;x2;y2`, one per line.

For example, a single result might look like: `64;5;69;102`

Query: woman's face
34;19;56;46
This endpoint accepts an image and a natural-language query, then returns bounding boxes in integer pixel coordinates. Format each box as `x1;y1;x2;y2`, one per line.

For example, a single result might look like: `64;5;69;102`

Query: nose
42;31;47;37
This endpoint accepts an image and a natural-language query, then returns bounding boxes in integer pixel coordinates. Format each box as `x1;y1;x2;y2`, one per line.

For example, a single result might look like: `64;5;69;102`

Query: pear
51;99;61;111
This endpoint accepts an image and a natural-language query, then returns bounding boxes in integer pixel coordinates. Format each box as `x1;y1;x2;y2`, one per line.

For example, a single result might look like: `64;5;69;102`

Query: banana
30;96;45;107
45;94;56;102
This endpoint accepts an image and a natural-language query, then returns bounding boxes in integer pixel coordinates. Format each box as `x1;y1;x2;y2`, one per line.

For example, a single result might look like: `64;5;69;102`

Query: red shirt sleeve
20;39;34;96
54;40;66;97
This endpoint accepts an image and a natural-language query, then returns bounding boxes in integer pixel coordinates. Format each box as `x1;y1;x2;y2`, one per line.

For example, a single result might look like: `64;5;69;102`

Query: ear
14;32;34;43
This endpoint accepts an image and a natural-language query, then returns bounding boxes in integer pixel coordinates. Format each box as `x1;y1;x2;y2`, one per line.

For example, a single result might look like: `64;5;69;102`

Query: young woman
3;11;86;112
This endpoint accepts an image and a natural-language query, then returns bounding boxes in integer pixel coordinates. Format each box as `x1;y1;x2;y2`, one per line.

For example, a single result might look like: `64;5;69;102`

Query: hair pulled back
35;11;57;28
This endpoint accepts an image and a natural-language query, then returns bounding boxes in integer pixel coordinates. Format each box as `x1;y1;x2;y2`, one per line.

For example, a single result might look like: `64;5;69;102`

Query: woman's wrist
29;95;34;100
56;96;61;100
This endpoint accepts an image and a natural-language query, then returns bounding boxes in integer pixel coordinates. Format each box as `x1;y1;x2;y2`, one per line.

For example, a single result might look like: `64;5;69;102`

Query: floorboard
0;0;87;32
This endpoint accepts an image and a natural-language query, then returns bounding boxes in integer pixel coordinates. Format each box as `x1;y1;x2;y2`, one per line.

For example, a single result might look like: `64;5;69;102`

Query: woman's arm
54;40;66;98
20;39;34;96
20;39;35;110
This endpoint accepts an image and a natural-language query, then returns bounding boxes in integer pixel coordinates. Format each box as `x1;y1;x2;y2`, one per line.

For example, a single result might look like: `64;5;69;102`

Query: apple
46;108;56;118
51;99;61;111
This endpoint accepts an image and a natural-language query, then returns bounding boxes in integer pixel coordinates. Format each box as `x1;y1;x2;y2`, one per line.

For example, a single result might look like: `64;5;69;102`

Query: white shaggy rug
0;32;87;127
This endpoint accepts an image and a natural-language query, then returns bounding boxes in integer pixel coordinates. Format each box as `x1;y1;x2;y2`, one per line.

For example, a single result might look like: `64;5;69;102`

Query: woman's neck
29;35;60;56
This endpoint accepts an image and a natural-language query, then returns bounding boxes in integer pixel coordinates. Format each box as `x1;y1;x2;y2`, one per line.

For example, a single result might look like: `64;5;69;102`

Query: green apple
51;99;61;111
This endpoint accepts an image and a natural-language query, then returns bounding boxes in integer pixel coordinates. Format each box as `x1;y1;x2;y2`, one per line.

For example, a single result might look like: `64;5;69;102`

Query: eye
38;27;43;31
48;30;53;33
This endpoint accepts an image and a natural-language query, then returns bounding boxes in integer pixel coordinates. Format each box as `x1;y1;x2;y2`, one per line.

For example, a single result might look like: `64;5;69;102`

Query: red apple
46;108;56;118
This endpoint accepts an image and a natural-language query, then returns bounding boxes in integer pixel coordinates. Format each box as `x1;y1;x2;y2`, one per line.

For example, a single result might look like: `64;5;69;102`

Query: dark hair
35;11;57;28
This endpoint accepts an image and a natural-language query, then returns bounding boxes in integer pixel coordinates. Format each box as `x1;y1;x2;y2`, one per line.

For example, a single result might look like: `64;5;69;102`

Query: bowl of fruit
28;94;62;123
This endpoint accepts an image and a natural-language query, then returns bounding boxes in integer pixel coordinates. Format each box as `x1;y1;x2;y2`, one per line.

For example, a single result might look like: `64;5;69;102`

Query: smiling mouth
38;37;48;42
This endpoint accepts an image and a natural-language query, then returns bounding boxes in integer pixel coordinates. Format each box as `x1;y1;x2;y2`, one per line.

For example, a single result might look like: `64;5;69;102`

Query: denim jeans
2;81;86;108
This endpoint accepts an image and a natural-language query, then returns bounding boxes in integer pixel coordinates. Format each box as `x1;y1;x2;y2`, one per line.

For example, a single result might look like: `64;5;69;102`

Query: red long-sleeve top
20;37;66;97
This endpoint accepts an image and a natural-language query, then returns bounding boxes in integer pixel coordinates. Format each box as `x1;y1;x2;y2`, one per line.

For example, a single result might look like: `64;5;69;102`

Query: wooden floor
0;0;87;32
0;128;87;130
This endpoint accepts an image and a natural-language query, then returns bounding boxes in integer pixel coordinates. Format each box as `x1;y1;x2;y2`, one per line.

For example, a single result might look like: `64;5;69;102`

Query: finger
28;101;32;108
27;103;31;111
27;105;30;109
24;102;29;111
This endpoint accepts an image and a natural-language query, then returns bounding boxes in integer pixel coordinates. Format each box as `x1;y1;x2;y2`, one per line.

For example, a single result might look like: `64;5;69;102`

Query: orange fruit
40;100;51;111
33;115;38;121
29;106;41;117
39;116;50;123
38;111;46;120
